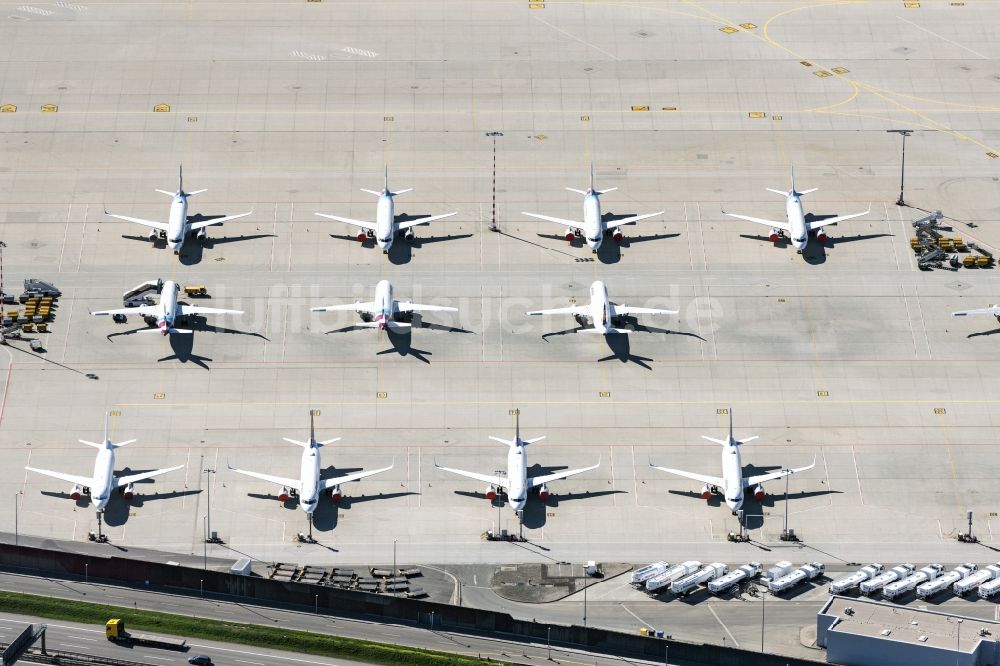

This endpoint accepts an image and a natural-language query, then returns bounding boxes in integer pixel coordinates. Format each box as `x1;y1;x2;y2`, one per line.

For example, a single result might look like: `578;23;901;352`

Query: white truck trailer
954;563;1000;597
631;561;670;587
708;562;761;595
769;562;824;594
860;564;914;596
671;563;728;596
829;564;883;595
882;564;943;601
979;576;1000;599
766;561;793;581
916;564;975;600
645;561;701;593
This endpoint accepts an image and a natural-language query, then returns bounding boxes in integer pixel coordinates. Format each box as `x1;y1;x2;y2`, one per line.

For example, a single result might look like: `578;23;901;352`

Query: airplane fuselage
90;446;116;510
167;195;189;251
375;193;395;250
589;280;614;334
299;444;321;515
785;194;808;251
157;280;182;334
507;442;529;512
582;192;603;250
373;279;395;329
721;441;744;512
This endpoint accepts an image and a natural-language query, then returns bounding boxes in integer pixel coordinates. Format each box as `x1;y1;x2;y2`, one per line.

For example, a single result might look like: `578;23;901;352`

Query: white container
708;562;760;594
860;564;914;596
645;561;701;593
829;564;883;595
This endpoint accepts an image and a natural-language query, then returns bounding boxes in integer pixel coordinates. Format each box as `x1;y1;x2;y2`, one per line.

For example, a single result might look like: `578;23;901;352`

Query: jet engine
148;230;159;241
769;228;780;243
612;230;623;244
538;484;550;502
701;485;712;500
278;486;290;502
404;228;415;241
329;485;342;503
815;230;828;243
753;484;765;502
565;228;576;242
485;485;497;501
122;483;135;501
196;227;207;240
356;231;367;243
70;484;82;501
360;311;374;322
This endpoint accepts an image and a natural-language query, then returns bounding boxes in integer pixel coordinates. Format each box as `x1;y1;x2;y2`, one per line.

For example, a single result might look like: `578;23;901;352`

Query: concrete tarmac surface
2;0;1000;659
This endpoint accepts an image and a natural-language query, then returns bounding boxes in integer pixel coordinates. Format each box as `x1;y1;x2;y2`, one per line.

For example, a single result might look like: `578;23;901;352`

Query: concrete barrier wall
0;544;823;666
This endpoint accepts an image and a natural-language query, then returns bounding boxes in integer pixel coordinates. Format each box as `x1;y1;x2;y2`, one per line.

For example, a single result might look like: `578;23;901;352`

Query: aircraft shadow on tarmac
967;327;1000;339
40;486;201;526
311;491;417;531
108;317;265;370
542;324;703;370
520;489;625;529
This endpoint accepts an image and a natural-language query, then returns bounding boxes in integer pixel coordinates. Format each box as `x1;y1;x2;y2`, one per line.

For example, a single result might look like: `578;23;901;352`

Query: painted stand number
599;391;611;398
717;408;729;414
0;104;15;113
310;409;321;416
154;104;170;112
110;410;122;417
41;104;58;112
934;408;947;414
377;392;387;398
154;393;165;400
508;409;519;415
817;390;829;397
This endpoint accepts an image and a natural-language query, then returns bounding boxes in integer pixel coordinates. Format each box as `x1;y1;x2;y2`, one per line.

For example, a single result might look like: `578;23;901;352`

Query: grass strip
0;590;490;666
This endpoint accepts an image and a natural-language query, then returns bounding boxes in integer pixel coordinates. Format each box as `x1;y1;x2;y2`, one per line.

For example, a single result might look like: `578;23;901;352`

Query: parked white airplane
435;410;600;513
227;413;392;517
90;280;243;336
722;167;869;251
24;414;184;510
105;165;253;253
522;165;664;252
650;410;815;513
526;280;676;334
316;167;457;253
311;279;456;331
952;304;1000;321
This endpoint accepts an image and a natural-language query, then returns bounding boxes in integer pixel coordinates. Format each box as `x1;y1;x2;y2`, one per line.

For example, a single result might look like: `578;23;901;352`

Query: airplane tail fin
701;408;758;446
179;164;183;194
767;165;816;197
384;164;388;193
310;410;316;444
283;437;311;448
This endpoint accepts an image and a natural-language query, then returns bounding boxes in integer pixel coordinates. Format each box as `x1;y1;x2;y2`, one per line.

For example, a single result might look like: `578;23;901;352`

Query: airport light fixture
887;129;914;207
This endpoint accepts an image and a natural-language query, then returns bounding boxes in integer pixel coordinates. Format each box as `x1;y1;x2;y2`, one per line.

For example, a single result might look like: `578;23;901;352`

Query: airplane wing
320;464;393;490
395;301;458;313
434;463;508;489
311;301;376;314
611;305;678;317
105;213;170;232
744;458;816;487
604;211;665;230
396;212;457;231
178;305;243;316
24;466;93;488
953;306;1000;317
649;464;724;488
526;305;590;317
806;208;870;231
116;465;184;488
91;305;159;317
724;212;791;232
522;212;581;227
315;213;378;232
189;211;253;231
529;461;600;488
227;465;301;492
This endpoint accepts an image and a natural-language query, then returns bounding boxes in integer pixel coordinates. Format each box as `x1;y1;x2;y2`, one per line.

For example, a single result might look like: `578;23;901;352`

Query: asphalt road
0;572;678;666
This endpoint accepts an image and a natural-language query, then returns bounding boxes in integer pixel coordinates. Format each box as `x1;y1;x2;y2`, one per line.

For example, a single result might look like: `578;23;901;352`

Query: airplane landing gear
88;510;108;543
